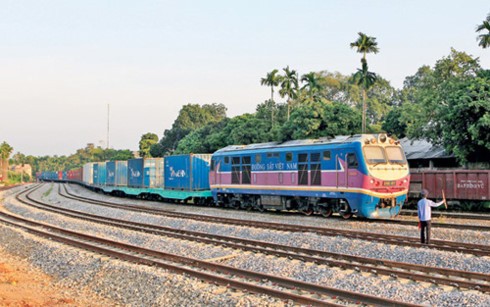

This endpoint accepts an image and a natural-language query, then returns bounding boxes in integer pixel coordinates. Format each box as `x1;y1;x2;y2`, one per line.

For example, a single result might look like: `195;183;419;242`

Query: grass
42;184;53;197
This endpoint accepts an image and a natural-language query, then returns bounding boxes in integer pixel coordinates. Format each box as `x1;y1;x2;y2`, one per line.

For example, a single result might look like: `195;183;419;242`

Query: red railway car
409;169;490;201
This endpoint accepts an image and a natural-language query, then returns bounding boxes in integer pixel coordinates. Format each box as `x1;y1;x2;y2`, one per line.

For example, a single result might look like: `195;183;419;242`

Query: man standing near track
417;189;447;244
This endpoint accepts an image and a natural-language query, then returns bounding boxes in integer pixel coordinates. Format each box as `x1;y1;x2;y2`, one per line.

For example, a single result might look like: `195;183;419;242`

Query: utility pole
107;104;110;149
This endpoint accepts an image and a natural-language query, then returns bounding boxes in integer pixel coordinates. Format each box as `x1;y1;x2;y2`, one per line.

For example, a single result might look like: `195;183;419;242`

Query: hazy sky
1;1;489;156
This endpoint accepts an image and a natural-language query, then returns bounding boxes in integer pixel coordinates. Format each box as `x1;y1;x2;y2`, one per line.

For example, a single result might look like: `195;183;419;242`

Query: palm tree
352;59;377;133
350;32;379;61
301;72;323;97
279;66;299;120
350;32;379;133
0;141;13;182
476;13;490;49
260;69;282;101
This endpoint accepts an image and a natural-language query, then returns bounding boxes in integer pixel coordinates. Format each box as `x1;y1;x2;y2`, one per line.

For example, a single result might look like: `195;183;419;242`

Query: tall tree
260;69;282;125
350;32;379;133
301;72;323;96
139;133;159;158
260;69;282;101
396;49;487;163
476;12;490;49
351;59;377;133
279;66;299;120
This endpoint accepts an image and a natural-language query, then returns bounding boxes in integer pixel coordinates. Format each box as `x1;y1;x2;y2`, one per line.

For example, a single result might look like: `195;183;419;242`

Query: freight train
38;134;410;219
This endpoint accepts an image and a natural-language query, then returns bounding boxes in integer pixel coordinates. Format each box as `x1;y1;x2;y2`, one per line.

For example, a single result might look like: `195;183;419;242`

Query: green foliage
476;12;490;49
397;49;488;162
260;69;282;101
382;107;407;138
0;142;13;160
155;103;227;156
279;66;299;120
175;114;276;154
350;32;380;59
439;70;490;162
139;132;159;158
280;100;361;141
19;144;134;175
350;32;380;133
6;170;31;184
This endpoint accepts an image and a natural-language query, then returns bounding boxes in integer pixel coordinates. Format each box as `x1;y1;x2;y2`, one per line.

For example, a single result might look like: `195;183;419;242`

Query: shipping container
83;163;94;185
67;167;83;182
97;162;107;185
410;169;490;200
144;158;164;188
106;161;116;186
164;154;212;191
115;161;128;186
93;163;99;185
128;158;144;187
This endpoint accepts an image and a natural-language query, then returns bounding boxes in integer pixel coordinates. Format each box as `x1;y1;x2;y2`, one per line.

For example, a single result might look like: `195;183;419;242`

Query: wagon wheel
301;209;314;216
320;206;333;218
339;203;353;219
300;207;314;216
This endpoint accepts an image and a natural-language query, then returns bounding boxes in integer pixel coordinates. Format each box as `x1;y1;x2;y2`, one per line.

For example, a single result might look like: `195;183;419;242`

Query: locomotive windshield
363;146;387;164
385;146;407;164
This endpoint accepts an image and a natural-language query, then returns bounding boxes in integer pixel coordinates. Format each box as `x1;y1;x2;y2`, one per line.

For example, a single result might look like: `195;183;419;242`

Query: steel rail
362;218;490;232
401;209;490;221
17;184;490;292
59;183;490;257
0;206;421;307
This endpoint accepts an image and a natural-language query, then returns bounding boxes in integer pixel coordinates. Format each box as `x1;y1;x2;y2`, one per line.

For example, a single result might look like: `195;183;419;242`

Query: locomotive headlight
370;179;375;184
403;179;408;184
379;134;387;143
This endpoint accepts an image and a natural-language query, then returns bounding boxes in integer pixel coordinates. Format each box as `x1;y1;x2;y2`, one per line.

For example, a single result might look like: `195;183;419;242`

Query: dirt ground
0;248;116;307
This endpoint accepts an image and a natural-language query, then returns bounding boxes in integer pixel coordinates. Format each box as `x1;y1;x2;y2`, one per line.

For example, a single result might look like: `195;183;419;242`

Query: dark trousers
420;220;431;244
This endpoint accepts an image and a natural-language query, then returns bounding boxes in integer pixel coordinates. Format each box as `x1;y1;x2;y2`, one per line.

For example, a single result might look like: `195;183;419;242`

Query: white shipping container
83;162;94;185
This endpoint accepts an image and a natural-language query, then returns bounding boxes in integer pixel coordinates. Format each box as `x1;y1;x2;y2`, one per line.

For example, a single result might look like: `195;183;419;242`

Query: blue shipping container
128;158;144;187
115;161;128;186
93;163;99;185
164;154;211;191
98;162;107;185
106;161;116;185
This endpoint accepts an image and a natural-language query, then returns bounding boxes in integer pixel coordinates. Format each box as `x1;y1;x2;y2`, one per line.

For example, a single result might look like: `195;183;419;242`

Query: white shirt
417;198;444;221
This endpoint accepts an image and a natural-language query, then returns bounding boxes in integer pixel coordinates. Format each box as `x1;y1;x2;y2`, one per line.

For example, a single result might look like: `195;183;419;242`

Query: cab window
385;146;407;164
363;146;387;164
347;154;359;168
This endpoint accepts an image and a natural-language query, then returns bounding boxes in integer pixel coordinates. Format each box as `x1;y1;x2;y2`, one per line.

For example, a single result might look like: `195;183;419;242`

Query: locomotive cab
359;134;410;218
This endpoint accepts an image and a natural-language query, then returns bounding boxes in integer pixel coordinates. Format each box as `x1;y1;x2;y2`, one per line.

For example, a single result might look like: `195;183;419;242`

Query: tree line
144;41;488;165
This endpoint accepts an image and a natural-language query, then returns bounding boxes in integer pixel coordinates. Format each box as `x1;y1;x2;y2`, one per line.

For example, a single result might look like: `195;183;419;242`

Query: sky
0;0;489;156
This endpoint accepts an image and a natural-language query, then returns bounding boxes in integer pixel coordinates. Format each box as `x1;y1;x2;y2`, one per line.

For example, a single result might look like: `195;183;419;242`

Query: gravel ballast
2;183;489;306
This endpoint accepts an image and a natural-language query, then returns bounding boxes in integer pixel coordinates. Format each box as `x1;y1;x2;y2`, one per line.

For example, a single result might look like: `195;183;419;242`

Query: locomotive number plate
383;181;396;186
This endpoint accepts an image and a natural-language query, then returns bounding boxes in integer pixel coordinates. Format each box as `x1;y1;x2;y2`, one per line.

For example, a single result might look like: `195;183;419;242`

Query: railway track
17;184;490;293
401;209;490;221
1;185;423;306
365;216;490;232
58;183;490;257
